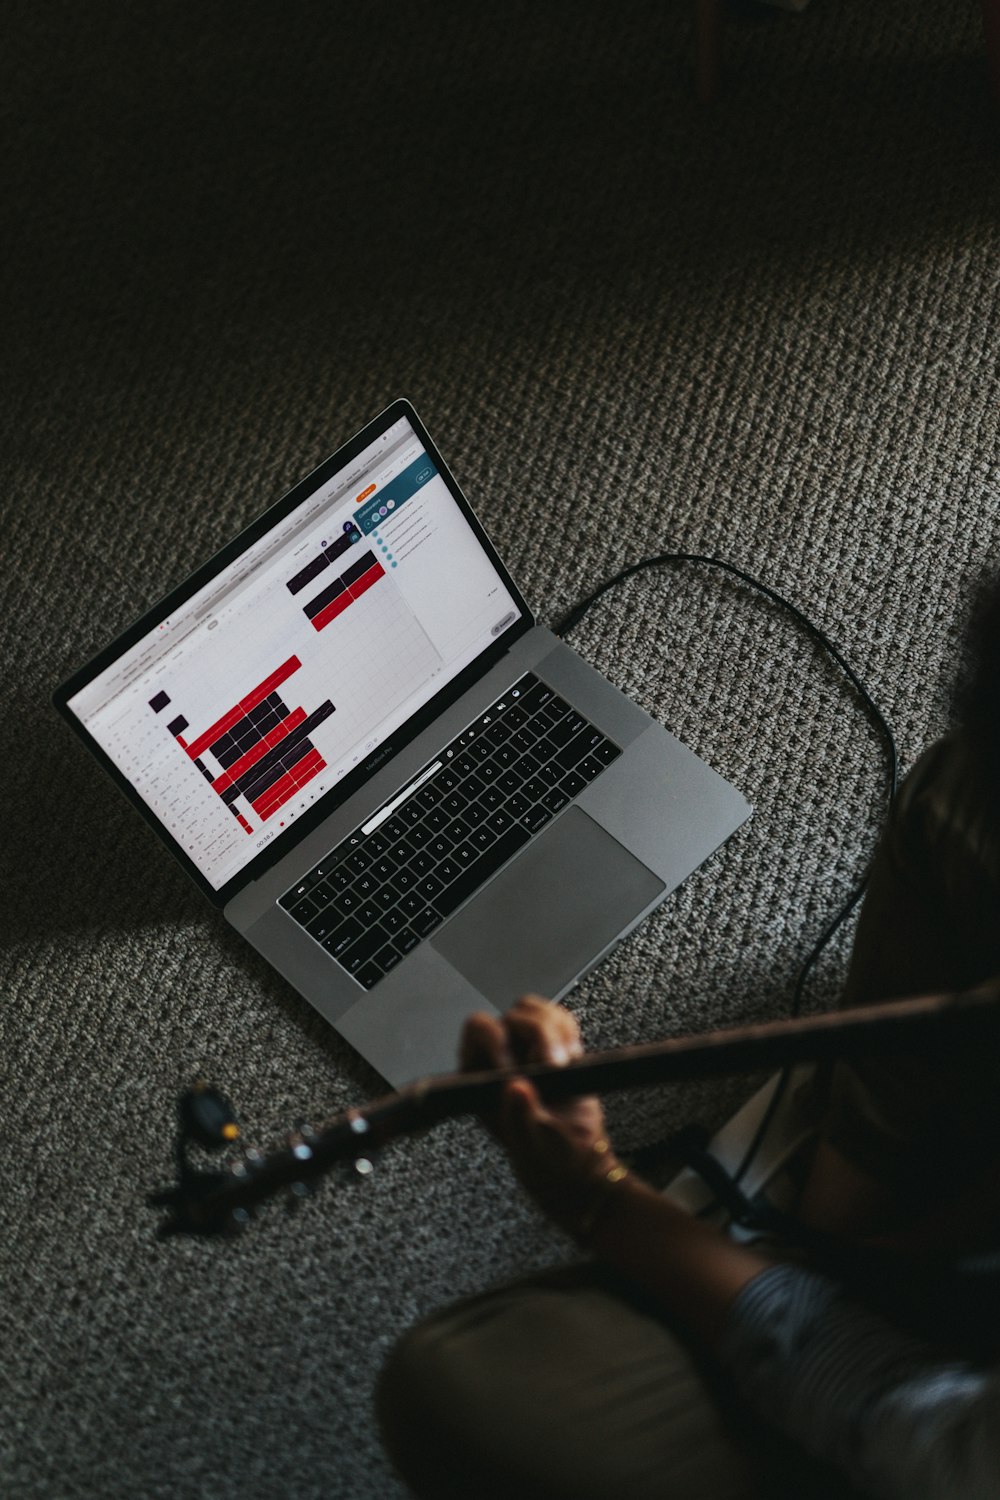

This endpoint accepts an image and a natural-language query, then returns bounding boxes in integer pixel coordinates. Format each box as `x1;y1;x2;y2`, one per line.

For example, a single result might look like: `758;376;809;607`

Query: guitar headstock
148;1082;410;1238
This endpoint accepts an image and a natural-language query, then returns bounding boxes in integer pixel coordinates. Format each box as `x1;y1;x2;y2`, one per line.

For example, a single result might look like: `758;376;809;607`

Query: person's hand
460;994;627;1240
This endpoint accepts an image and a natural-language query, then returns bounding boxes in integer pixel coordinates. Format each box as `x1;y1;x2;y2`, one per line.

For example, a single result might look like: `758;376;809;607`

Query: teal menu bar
354;453;439;535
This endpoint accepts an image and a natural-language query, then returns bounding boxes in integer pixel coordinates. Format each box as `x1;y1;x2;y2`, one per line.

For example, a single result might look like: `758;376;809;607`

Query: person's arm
463;996;1000;1499
498;1069;771;1344
720;1264;1000;1500
462;995;771;1344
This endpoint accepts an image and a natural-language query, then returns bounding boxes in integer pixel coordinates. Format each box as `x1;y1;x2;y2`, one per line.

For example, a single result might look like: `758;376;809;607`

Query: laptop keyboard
278;673;621;990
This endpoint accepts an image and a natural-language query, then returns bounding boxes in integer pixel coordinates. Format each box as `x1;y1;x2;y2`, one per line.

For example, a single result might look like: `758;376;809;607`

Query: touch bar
362;760;442;835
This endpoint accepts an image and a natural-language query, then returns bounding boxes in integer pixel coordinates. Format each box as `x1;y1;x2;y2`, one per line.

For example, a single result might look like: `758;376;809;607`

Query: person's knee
375;1321;436;1451
376;1318;504;1499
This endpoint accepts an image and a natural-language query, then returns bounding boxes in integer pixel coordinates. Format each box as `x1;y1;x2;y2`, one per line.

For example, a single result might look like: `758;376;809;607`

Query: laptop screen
62;408;527;894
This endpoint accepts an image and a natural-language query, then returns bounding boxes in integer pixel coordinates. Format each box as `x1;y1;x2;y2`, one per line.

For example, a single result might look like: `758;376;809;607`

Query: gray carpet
4;1;1000;1495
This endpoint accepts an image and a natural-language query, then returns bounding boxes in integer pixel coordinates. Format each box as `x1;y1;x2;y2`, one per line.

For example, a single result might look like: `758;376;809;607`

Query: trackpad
431;807;664;1005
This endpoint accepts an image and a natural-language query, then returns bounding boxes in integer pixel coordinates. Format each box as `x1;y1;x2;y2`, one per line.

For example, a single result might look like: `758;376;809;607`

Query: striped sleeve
718;1264;1000;1499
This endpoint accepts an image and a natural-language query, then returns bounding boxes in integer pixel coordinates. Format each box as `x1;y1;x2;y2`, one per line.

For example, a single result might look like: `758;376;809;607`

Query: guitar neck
155;984;1000;1236
397;982;1000;1119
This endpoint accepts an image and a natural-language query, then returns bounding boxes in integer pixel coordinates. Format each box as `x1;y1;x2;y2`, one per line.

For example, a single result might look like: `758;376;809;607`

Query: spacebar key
434;825;531;918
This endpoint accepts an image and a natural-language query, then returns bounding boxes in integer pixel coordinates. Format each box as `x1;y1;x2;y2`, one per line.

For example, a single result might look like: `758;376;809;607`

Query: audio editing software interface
70;418;522;889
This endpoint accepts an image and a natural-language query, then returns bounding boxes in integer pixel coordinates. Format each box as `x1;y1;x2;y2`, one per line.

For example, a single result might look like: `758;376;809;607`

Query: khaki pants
377;1263;858;1500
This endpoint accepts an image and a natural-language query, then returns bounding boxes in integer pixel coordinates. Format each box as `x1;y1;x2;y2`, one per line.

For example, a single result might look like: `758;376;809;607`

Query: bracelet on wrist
572;1138;630;1248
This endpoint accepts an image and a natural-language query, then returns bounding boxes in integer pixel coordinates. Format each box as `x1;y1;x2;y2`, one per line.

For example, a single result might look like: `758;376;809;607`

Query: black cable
554;551;899;1195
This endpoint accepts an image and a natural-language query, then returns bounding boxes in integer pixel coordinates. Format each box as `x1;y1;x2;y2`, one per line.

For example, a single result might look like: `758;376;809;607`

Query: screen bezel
53;398;535;907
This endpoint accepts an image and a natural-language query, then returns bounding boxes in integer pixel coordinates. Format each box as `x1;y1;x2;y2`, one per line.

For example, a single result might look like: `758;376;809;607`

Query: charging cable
554;551;899;1192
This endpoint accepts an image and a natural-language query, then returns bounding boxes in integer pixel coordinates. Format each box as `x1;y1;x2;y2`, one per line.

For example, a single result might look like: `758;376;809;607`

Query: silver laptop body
56;400;750;1085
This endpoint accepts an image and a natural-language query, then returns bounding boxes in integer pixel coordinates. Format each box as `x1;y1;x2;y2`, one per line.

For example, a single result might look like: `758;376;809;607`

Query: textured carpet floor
4;1;1000;1496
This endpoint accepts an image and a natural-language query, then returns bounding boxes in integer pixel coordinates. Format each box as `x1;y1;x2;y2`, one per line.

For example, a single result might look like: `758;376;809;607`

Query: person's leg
376;1262;754;1500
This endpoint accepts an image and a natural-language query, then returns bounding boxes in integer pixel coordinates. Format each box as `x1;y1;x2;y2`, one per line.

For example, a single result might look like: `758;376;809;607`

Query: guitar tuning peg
353;1156;374;1179
230;1147;263;1178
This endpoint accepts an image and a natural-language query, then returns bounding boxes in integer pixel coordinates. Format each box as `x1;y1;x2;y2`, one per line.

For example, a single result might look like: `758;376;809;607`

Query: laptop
54;399;750;1086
